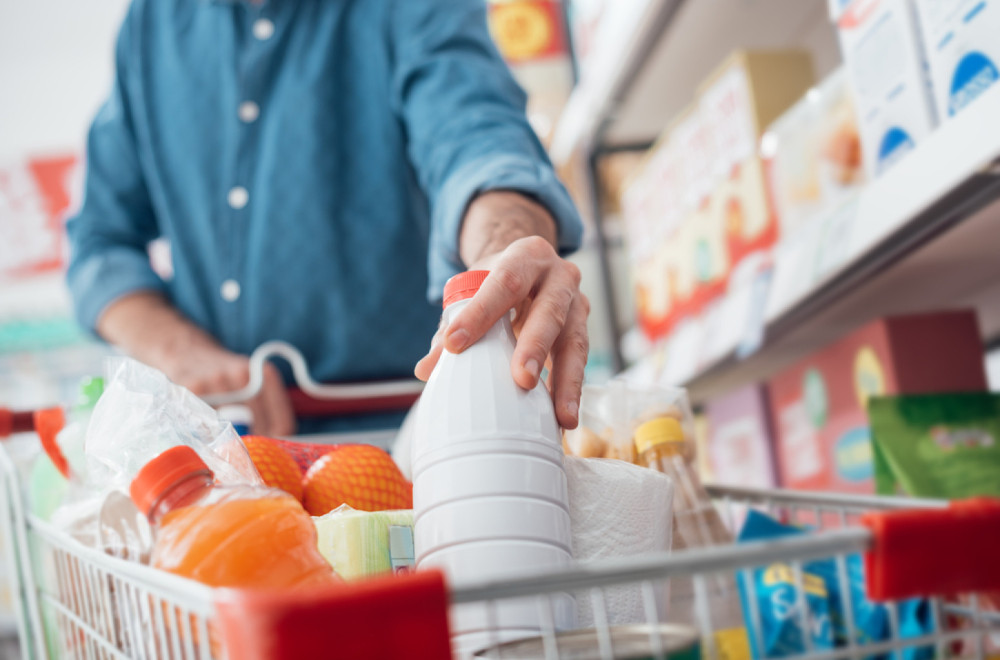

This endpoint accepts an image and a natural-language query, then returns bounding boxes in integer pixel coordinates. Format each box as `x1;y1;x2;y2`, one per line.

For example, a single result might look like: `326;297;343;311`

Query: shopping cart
2;346;999;659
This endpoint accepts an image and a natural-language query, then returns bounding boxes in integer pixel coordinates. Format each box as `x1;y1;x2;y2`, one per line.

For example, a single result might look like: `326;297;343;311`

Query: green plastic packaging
869;393;1000;498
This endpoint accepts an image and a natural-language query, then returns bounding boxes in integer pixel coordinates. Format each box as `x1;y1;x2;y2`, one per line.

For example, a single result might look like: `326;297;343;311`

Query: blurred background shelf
552;0;839;163
671;78;1000;402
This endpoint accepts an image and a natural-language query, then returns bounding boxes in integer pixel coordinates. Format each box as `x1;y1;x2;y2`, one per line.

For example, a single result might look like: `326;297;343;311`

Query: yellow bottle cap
634;417;685;456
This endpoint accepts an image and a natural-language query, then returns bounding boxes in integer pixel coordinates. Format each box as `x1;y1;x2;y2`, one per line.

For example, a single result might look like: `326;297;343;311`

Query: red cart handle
214;569;452;660
862;498;1000;600
0;407;69;478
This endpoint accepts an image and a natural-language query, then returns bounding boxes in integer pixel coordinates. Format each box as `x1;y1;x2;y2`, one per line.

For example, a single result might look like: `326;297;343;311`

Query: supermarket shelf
551;0;839;164
680;84;1000;403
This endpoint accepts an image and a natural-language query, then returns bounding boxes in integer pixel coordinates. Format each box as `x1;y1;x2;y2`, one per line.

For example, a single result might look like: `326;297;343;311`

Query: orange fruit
301;445;412;515
242;435;304;502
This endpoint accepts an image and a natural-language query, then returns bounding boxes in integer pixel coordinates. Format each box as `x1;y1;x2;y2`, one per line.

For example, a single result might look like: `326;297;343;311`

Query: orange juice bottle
130;446;337;589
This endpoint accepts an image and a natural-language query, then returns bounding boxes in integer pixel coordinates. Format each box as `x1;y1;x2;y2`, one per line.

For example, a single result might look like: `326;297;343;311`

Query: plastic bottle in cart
29;377;103;520
634;418;749;660
130;446;337;588
412;271;576;654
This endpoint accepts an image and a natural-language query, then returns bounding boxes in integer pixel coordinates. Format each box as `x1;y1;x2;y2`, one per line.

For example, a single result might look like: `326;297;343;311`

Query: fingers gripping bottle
130;446;337;589
412;271;576;656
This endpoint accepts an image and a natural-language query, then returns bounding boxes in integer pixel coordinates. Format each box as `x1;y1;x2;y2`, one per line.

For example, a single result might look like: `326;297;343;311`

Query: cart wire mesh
3;436;999;659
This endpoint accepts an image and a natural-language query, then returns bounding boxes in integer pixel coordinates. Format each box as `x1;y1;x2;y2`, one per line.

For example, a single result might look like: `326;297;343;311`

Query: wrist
460;191;558;267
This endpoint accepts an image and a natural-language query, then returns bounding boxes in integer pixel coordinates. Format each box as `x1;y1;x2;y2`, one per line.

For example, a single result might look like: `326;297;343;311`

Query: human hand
162;344;296;437
415;236;590;429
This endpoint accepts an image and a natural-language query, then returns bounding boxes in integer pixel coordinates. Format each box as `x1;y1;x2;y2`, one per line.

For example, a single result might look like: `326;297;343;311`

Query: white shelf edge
765;82;1000;323
550;0;671;165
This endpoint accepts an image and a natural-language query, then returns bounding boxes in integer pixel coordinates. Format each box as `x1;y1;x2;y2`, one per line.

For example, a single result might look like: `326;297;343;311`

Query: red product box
767;310;988;494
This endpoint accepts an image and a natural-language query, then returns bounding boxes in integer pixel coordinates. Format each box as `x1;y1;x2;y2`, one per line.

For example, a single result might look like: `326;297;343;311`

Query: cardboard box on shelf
698;51;814;278
763;68;866;240
705;385;778;491
767;310;988;494
834;0;938;178
621;50;813;342
913;0;1000;122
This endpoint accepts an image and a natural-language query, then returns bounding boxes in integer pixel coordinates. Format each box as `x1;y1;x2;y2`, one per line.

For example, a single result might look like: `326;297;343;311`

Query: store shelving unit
553;0;1000;401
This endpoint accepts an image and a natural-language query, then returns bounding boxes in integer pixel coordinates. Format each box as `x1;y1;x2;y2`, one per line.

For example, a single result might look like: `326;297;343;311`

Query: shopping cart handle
0;407;70;478
861;497;1000;600
203;340;425;408
214;569;451;660
0;408;36;437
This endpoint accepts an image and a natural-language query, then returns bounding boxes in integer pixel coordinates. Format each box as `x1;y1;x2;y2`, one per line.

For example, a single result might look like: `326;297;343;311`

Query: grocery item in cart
29;376;103;520
635;417;748;659
412;270;575;653
737;511;834;657
564;380;696;463
85;358;263;494
474;623;701;659
869;392;1000;498
131;445;338;588
563;456;673;627
302;443;412;515
242;434;305;501
313;505;415;579
737;510;934;659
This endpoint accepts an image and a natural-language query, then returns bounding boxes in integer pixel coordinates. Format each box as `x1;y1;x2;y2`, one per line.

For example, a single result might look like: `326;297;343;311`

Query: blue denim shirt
66;0;582;424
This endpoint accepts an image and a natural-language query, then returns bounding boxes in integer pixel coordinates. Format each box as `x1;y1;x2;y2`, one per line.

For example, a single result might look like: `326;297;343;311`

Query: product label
388;525;415;574
949;50;999;115
834;427;875;482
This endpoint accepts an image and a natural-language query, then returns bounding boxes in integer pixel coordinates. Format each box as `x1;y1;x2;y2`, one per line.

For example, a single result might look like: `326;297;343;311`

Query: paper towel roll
565;456;674;627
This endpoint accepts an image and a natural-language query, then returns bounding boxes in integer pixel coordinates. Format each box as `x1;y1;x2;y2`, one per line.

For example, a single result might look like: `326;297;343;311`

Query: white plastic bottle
412;271;576;655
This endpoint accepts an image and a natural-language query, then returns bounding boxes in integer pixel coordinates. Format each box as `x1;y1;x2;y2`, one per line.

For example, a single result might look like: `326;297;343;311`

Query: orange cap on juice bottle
130;446;213;517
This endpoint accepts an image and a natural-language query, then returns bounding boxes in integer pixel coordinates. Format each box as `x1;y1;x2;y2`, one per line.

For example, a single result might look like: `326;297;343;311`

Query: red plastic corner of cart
214;569;453;660
33;408;69;479
861;498;1000;601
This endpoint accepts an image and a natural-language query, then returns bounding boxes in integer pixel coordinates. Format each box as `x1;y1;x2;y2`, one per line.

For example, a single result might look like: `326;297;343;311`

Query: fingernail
566;400;579;418
523;359;540;380
446;328;470;351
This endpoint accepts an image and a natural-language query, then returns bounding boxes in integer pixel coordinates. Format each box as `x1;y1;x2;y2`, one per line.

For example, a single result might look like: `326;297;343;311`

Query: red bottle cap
443;270;489;308
130;446;213;517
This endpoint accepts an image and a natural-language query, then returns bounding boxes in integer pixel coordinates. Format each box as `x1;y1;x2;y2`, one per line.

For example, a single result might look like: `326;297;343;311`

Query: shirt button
228;186;249;210
221;279;241;302
253;18;275;40
238;101;259;123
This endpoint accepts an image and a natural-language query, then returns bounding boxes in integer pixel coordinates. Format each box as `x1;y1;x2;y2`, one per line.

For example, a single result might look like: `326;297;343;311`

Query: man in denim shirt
66;0;588;435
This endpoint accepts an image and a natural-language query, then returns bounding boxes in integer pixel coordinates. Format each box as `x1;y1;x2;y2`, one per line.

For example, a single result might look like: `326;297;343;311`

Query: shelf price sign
488;1;567;64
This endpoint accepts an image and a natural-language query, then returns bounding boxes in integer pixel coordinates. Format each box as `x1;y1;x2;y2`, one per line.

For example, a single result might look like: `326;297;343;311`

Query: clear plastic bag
84;357;261;493
563;379;695;464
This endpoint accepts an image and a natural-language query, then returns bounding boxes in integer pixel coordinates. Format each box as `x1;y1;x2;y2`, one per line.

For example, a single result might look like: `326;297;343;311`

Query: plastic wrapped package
84;358;262;493
313;505;415;580
564;456;673;626
563;380;695;464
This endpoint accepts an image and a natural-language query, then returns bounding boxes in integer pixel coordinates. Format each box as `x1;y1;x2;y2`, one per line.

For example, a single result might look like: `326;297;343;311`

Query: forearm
96;291;222;369
459;191;558;267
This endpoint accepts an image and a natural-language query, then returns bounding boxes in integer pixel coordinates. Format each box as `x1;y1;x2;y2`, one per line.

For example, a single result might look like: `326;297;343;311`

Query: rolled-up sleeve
65;6;165;333
389;0;584;300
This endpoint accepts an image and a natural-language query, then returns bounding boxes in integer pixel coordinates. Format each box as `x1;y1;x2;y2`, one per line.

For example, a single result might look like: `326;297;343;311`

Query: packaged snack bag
869;393;1000;498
